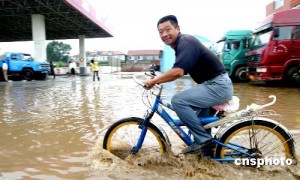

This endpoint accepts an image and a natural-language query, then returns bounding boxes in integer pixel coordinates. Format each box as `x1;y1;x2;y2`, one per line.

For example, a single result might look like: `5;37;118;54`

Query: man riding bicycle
143;15;233;154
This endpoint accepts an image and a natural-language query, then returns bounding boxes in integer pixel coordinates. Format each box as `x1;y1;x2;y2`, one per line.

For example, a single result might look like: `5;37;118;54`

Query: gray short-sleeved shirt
172;33;225;84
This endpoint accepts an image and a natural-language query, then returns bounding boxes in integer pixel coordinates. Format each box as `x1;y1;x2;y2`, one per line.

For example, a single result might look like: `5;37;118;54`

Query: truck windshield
252;29;272;47
226;40;240;51
216;41;225;54
21;54;33;61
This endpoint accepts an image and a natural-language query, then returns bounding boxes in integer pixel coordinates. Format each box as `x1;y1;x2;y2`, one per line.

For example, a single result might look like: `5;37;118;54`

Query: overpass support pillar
79;35;88;76
32;14;46;62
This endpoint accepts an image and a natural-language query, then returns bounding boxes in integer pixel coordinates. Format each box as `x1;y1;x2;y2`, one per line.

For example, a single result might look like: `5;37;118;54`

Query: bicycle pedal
202;149;215;158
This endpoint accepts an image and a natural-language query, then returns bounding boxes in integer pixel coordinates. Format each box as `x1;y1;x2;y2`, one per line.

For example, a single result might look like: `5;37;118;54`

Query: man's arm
143;68;184;88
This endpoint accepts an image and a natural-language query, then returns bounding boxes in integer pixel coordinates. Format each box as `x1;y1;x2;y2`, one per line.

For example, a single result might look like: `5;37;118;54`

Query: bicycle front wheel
103;117;168;160
215;120;295;161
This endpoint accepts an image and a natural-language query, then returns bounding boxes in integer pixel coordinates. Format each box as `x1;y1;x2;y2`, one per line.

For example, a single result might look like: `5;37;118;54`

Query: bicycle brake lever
133;75;150;89
145;72;155;79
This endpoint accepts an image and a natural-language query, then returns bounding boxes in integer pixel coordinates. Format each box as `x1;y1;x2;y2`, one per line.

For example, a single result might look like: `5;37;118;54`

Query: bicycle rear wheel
103;117;168;160
215;120;295;161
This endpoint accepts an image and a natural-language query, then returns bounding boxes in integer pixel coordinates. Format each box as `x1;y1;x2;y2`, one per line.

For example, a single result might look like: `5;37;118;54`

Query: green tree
46;41;72;63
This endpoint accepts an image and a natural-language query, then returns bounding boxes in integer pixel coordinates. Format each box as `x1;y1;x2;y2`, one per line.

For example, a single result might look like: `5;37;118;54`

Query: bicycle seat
212;96;240;113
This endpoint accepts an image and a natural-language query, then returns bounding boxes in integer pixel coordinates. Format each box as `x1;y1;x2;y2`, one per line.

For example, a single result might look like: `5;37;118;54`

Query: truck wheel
234;67;248;82
22;69;34;81
285;66;300;84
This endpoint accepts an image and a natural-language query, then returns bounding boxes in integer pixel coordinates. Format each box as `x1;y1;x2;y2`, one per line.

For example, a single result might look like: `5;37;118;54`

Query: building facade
122;50;162;72
266;0;300;15
85;51;126;63
127;50;162;62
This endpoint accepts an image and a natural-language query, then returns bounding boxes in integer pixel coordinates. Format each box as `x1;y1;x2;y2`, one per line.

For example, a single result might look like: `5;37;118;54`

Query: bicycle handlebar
133;75;162;96
133;75;148;89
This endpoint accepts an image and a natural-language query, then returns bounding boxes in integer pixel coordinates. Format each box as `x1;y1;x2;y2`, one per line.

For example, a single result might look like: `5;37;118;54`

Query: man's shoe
182;143;202;154
182;139;215;154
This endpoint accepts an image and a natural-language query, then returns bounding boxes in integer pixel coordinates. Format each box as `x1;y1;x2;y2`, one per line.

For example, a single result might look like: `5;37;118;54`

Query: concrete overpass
0;0;113;75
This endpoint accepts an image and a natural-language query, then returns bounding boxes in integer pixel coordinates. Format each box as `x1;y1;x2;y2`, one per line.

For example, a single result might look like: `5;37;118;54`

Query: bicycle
103;72;296;165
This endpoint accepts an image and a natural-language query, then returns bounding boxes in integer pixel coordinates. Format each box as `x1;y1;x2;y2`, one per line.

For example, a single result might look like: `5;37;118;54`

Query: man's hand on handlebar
143;79;156;89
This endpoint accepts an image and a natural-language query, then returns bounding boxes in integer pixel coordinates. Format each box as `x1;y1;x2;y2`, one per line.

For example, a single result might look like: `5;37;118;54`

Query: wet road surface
0;72;299;179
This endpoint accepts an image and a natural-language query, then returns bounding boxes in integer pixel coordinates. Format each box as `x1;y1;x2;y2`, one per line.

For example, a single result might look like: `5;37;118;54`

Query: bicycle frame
132;86;255;162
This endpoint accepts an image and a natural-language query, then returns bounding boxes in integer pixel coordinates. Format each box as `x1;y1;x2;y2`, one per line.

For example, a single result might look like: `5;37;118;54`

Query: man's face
158;21;180;47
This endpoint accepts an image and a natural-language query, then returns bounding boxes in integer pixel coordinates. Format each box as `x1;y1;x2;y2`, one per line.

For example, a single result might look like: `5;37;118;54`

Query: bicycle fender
152;122;172;148
216;117;295;142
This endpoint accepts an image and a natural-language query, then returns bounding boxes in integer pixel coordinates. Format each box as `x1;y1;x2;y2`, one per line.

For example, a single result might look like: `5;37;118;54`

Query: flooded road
0;72;299;179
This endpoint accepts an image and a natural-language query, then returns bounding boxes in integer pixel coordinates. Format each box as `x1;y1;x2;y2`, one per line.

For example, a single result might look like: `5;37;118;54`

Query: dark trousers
93;71;99;81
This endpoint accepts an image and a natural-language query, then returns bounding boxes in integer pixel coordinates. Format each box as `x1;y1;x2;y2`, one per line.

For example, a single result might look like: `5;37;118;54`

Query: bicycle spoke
261;139;291;156
103;118;167;160
216;121;295;161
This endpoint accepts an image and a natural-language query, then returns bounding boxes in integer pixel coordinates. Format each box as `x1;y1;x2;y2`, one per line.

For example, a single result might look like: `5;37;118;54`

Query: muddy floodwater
0;72;299;179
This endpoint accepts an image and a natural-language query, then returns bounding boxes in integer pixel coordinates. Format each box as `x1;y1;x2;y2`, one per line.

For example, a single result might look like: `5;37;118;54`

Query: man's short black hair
157;15;178;28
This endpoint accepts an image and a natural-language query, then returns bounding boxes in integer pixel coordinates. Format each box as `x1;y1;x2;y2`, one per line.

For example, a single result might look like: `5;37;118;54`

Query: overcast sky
0;0;267;55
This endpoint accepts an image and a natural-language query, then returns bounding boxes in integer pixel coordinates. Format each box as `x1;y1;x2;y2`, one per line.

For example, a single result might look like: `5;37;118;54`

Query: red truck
246;8;300;84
